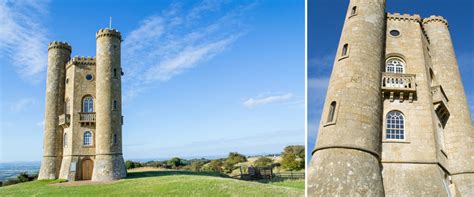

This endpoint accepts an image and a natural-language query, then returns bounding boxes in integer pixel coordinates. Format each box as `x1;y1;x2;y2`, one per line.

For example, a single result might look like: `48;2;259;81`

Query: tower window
85;74;93;81
341;44;349;57
386;57;405;73
114;68;117;78
113;100;118;111
389;30;400;37
386;111;405;140
83;131;92;146
327;101;337;123
113;134;117;144
83;96;94;112
350;6;357;16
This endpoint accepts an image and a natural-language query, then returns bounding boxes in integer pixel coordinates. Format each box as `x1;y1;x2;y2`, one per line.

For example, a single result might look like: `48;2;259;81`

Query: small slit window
327;101;336;123
113;134;117;144
113;100;118;111
114;68;117;78
341;44;348;57
351;6;357;16
64;132;67;148
386;111;405;140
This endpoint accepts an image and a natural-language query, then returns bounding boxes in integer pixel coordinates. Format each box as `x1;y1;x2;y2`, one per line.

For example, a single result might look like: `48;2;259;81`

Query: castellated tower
92;29;126;181
38;42;71;180
308;0;386;195
423;16;474;195
309;1;474;196
39;29;126;182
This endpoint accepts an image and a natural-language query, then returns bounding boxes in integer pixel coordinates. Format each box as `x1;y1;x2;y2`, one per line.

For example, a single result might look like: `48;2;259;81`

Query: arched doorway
81;159;94;180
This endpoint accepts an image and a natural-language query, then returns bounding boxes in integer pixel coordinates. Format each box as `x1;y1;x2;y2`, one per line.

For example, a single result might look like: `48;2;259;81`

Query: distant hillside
0;170;304;196
0;162;40;181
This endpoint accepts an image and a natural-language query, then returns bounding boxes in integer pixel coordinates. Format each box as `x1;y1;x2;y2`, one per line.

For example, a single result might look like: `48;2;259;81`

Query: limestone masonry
308;0;474;196
38;28;126;181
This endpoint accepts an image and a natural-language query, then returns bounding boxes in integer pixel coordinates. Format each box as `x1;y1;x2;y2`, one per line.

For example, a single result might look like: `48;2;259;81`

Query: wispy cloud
243;93;293;108
0;0;49;81
10;98;36;112
123;1;256;100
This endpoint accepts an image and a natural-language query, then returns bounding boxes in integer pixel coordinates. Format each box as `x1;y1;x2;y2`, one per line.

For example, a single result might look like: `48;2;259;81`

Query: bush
17;172;29;182
202;160;223;172
190;161;206;171
254;157;273;168
166;157;185;169
125;160;143;170
281;145;305;171
226;152;247;165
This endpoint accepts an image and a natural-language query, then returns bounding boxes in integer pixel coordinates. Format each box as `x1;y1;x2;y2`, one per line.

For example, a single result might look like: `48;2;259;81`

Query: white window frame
385;57;406;74
385;111;406;141
83;131;93;146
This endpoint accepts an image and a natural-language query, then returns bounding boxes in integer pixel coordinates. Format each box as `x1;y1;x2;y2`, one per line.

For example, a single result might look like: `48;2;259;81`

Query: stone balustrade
381;72;416;102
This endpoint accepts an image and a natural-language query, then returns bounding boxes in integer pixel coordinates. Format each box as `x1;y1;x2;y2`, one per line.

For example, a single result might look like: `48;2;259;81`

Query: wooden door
82;159;93;180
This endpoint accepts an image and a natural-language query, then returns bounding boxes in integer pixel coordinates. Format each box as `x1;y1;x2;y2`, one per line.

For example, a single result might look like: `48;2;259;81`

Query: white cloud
0;0;49;81
243;93;293;108
122;1;256;100
10;98;36;112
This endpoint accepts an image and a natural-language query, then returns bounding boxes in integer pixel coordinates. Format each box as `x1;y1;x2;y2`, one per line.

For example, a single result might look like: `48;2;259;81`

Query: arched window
341;44;349;57
386;111;405;140
386;57;405;73
64;132;67;148
84;131;92;146
83;96;94;112
327;101;337;123
351;6;357;15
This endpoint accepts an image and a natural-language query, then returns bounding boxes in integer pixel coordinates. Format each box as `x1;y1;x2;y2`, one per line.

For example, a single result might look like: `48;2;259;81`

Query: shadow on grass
125;171;230;180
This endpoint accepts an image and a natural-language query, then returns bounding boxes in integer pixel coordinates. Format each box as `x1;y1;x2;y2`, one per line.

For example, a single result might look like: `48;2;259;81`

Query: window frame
384;110;406;142
82;96;94;113
83;131;93;146
339;43;350;61
349;6;358;18
385;57;406;74
323;101;338;127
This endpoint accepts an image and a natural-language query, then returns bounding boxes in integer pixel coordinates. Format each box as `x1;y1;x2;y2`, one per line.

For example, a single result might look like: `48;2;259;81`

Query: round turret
38;41;71;180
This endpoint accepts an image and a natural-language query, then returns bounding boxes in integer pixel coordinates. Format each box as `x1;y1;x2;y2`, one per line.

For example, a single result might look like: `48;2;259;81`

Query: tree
202;160;223;172
281;145;305;171
226;152;247;165
125;160;135;169
166;157;184;168
190;161;205;171
17;172;29;183
253;157;273;168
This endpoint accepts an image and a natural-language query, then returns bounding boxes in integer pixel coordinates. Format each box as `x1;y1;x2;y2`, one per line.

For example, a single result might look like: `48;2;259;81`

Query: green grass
0;171;304;196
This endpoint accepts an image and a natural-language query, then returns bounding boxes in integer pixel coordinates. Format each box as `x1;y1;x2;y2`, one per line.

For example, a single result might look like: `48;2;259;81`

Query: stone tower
423;16;474;195
38;42;71;180
309;1;474;196
308;0;386;195
92;29;126;181
39;28;126;182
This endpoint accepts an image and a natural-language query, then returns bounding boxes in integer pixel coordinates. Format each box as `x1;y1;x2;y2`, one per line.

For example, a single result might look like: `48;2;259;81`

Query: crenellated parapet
422;15;449;28
48;41;72;52
387;13;421;23
66;56;96;66
96;28;122;40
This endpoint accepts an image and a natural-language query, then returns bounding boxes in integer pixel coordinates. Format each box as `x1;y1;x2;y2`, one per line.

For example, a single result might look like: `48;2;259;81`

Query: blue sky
0;0;304;162
308;0;474;160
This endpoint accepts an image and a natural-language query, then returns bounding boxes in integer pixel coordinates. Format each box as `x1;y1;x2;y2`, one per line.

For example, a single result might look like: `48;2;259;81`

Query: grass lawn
0;170;304;196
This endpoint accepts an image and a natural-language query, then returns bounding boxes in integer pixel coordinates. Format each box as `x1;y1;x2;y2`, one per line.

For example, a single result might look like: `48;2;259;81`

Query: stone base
382;163;448;196
91;154;126;182
452;173;474;196
308;148;384;196
38;156;59;180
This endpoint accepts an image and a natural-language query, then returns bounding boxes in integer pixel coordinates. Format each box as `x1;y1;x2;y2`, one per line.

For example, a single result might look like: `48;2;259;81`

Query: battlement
96;28;122;40
66;56;96;66
48;41;72;52
387;13;421;23
422;15;449;28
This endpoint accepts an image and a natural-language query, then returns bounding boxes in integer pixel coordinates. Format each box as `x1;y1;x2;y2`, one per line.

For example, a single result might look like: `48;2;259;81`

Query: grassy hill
0;170;304;196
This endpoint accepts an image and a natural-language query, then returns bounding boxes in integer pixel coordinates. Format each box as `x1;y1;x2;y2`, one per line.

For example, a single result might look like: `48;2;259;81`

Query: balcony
79;112;96;125
431;85;450;127
381;72;416;102
58;114;70;128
